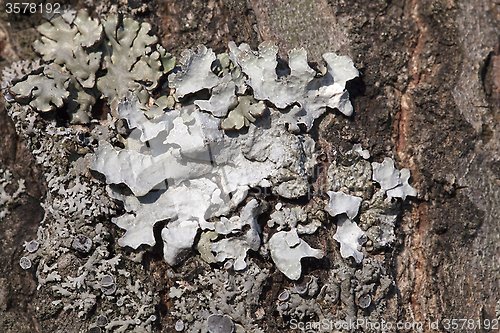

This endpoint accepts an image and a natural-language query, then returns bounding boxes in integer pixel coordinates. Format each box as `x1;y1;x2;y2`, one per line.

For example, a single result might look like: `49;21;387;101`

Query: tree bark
0;0;499;332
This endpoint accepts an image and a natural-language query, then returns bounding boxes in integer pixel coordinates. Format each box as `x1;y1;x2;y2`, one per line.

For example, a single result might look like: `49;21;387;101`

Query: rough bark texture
0;0;499;332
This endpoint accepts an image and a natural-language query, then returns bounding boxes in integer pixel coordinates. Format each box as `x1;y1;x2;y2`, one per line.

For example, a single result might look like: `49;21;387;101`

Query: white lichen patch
387;168;418;200
194;75;238;118
162;220;199;265
211;199;264;271
116;95;174;143
372;157;417;199
352;143;370;159
333;216;366;263
269;229;324;280
90;95;320;253
372;157;401;191
325;191;363;220
168;45;220;98
229;41;359;131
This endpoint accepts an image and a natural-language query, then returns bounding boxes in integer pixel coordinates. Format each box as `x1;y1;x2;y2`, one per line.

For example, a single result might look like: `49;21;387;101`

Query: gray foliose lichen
2;9;417;332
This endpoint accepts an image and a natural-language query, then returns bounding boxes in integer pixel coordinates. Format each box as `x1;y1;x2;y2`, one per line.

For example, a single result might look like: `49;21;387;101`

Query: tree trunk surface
0;0;499;332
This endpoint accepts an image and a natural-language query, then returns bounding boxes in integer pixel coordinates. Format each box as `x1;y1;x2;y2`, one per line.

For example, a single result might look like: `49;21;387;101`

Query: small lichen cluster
326;145;417;256
0;167;25;220
168;262;268;333
276;258;395;331
2;9;418;333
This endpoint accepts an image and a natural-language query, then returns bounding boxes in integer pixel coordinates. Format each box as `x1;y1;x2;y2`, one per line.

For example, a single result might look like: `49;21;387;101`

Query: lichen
89;92;320;253
8;10;174;124
372;157;400;192
8;11;102;123
0;167;25;220
220;95;266;130
211;199;265;271
168;261;268;333
228;41;358;131
2;9;418;333
98;14;169;103
168;45;220;98
268;228;324;280
9;64;70;112
386;167;418;200
267;205;307;231
3;99;155;331
33;10;103;89
194;75;238;118
332;215;366;264
276;259;395;329
325;191;363;220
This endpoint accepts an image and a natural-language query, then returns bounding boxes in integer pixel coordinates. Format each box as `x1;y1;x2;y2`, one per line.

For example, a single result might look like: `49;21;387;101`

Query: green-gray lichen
33;10;103;89
220;95;266;130
9;64;70;112
8;10;174;124
97;14;170;103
